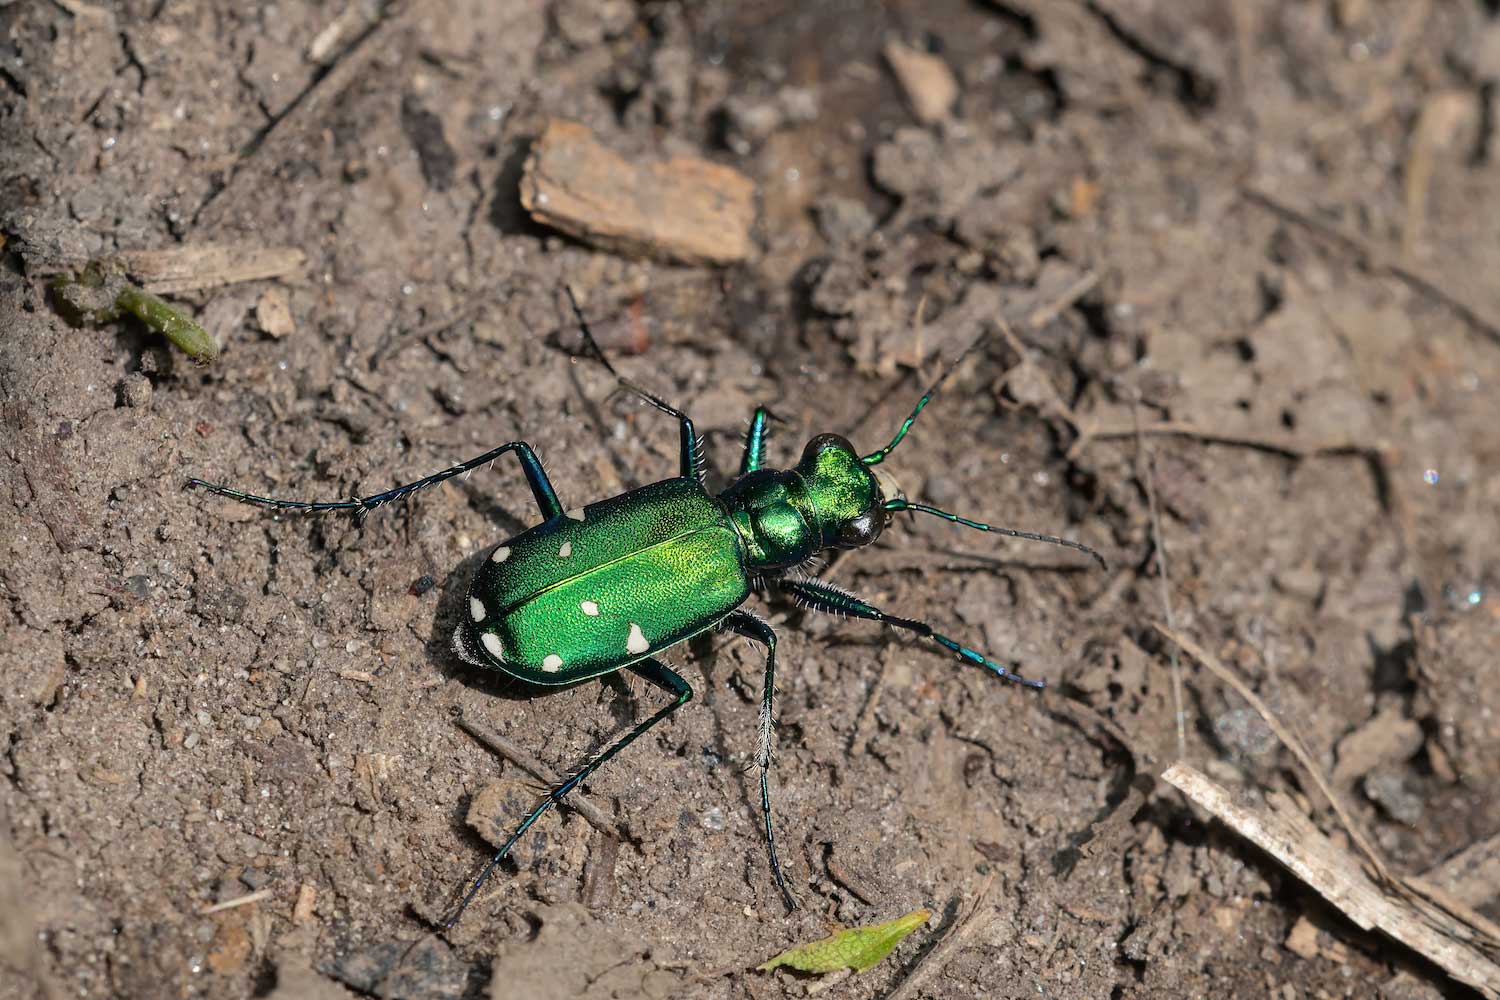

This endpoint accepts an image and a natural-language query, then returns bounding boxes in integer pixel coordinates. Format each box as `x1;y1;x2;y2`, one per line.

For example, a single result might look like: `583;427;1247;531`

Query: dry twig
1153;623;1388;881
1163;764;1500;998
1134;409;1186;762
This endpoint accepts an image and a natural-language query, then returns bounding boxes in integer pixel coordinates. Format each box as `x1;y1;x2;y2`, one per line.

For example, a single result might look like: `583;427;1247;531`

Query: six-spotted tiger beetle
188;288;1105;926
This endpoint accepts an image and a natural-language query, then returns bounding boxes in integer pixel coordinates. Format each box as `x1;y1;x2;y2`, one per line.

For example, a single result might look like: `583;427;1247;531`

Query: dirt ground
4;1;1500;998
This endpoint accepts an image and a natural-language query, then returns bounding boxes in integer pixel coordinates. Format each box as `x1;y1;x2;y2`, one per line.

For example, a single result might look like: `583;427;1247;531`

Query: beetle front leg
780;578;1045;689
723;610;798;910
740;406;772;475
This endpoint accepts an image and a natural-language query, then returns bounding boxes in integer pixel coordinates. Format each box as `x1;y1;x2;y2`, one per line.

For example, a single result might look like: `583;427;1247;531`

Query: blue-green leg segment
780;578;1046;690
187;441;564;520
721;610;798;910
564;286;705;483
445;657;693;928
740;406;772;476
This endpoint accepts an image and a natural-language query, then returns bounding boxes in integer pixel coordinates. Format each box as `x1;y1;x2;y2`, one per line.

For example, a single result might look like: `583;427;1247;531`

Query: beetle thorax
720;434;888;572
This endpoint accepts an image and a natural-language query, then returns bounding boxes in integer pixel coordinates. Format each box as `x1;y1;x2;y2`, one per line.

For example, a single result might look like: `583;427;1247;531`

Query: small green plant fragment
51;262;218;362
758;908;931;975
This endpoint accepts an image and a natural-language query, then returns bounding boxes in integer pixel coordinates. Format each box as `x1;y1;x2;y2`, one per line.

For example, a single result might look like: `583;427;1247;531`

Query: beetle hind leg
444;658;692;927
188;440;565;520
723;610;799;911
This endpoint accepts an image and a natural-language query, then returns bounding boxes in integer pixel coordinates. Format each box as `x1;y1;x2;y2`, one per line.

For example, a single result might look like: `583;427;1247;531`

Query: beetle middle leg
564;286;705;482
780;578;1045;689
446;657;693;927
722;609;798;910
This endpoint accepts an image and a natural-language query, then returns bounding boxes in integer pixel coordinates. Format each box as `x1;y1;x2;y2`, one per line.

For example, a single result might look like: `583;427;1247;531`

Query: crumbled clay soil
3;2;1499;999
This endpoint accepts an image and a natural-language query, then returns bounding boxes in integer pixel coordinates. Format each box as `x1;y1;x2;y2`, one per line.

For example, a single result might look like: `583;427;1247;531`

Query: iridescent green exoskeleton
187;290;1105;927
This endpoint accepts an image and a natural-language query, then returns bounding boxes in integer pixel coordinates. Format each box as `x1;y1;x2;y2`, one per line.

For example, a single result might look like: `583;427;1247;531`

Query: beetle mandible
188;289;1105;926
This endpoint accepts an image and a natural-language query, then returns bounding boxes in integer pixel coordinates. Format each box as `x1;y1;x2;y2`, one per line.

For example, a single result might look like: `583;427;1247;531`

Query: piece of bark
106;245;306;294
1162;763;1500;998
519;119;755;265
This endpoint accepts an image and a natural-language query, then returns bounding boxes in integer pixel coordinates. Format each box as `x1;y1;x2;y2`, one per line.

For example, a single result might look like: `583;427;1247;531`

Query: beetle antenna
860;312;985;466
883;498;1107;571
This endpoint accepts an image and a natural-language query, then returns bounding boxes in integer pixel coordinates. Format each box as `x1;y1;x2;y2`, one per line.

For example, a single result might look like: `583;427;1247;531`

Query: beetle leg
563;286;706;483
740;406;772;475
722;610;799;911
615;380;705;484
188;440;565;520
445;658;692;927
780;578;1045;689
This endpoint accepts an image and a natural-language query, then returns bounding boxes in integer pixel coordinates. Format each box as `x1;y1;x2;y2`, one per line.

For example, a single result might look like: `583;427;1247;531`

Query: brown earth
3;2;1499;998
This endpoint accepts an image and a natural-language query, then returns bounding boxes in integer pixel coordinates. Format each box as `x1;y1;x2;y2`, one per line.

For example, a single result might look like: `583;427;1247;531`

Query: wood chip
292;883;317;925
255;288;296;338
1162;763;1500;998
1284;915;1321;960
520;119;755;265
883;39;959;124
106;245;306;294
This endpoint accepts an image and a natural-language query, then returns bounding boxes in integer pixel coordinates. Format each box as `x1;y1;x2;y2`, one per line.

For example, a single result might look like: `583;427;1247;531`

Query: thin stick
454;714;621;839
1070;421;1371;462
1024;269;1098;331
1134;407;1186;762
1151;623;1389;883
194;3;415;230
849;646;897;758
882;874;997;1000
200;889;274;914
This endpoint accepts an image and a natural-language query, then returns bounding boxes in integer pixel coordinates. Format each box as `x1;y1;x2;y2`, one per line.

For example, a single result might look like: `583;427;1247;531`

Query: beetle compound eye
835;511;882;549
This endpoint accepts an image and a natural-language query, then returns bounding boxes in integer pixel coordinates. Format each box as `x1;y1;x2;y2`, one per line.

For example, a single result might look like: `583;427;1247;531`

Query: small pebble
116;373;153;408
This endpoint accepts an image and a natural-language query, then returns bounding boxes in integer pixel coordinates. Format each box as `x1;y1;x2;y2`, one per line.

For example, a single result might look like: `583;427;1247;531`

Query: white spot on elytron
580;600;599;617
469;597;486;622
491;546;510;563
481;632;504;660
558;540;572;558
626;622;649;655
542;654;563;673
566;508;585;521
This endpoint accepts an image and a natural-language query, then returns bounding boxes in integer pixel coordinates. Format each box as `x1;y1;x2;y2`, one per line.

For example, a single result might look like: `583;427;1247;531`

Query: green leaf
758;908;931;975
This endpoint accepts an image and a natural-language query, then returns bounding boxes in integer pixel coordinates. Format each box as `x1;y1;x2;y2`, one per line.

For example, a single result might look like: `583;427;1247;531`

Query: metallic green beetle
188;294;1104;926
